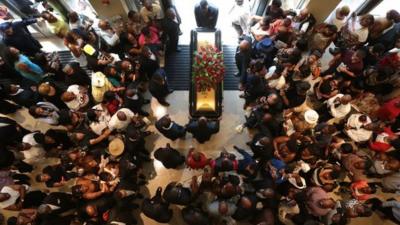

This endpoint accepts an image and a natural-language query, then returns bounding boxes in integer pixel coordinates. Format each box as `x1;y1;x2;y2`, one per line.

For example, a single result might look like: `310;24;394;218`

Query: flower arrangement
192;45;225;92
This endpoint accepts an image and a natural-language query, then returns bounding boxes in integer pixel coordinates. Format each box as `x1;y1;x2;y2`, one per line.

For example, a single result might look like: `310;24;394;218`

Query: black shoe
234;72;241;77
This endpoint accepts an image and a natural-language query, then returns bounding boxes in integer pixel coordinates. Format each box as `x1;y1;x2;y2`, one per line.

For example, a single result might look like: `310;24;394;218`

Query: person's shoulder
210;5;219;12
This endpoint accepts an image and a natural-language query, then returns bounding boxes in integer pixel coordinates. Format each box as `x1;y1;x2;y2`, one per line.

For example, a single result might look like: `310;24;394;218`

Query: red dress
376;97;400;121
369;127;396;152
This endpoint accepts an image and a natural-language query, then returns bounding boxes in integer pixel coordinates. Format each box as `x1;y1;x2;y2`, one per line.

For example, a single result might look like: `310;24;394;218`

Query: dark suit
235;37;253;84
138;54;159;80
162;182;192;205
142;188;173;223
155;116;186;141
162;17;180;53
181;206;210;225
186;120;219;143
149;69;171;105
0;116;28;148
249;133;275;162
107;197;138;225
194;4;219;29
154;146;185;169
2;18;42;56
64;62;91;87
42;192;77;215
123;85;148;116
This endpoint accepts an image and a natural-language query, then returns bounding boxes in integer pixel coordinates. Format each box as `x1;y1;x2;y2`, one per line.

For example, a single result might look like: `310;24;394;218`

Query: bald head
240;197;253;209
126;88;136;97
166;8;176;20
300;8;309;17
117;111;127;121
260;136;271;145
340;94;352;104
218;201;228;215
198;116;208;127
239;40;251;52
98;20;109;30
86;205;98;217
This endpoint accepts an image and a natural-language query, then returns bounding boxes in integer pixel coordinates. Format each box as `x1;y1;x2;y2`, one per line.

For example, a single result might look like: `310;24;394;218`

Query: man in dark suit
154;143;185;169
155;114;186;140
194;0;219;29
123;86;150;116
235;37;252;87
141;187;173;223
149;69;173;106
186;117;219;143
0;18;42;57
247;133;274;161
162;8;180;54
37;192;77;216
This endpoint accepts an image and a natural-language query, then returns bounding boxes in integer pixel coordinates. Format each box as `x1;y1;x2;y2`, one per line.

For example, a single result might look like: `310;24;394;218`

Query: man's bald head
239;40;251;52
300;8;309;17
117;111;127;121
85;204;98;217
260;136;271;145
166;8;176;20
98;20;109;30
240;196;253;209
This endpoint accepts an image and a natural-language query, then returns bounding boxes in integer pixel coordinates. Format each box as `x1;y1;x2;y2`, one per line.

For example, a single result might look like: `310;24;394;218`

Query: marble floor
1;90;399;225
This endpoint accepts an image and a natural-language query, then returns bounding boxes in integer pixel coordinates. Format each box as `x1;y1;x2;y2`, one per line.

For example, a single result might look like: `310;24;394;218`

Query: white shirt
140;2;163;23
326;10;346;30
345;114;373;142
90;104;111;136
99;29;119;47
326;94;351;119
229;2;251;34
0;186;19;209
108;108;136;131
22;133;40;146
251;22;270;38
65;85;89;111
349;17;369;43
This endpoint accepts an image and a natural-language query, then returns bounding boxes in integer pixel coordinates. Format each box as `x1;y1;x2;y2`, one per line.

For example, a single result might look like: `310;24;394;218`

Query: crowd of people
0;0;399;225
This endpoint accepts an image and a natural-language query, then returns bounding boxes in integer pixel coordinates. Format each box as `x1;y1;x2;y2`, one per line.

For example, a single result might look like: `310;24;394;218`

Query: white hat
92;72;105;88
304;109;319;124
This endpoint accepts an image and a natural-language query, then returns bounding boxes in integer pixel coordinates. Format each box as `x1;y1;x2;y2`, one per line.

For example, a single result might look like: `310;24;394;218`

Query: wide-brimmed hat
108;138;124;156
304;109;319;124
